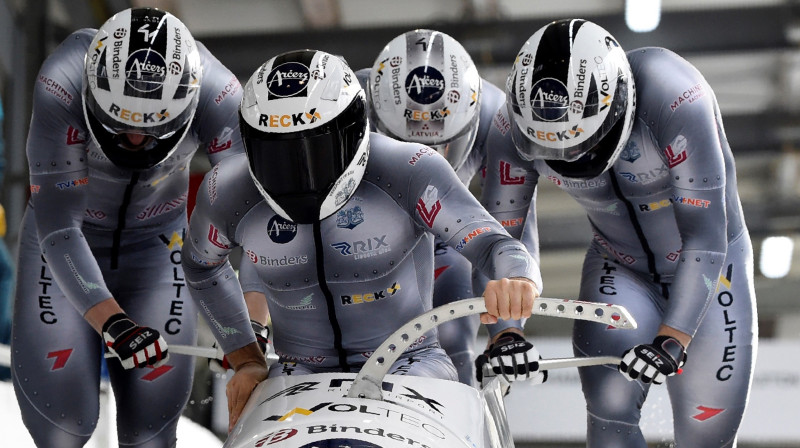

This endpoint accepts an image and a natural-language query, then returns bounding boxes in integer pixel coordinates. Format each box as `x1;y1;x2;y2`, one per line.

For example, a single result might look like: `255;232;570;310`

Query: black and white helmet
368;29;481;171
506;19;635;179
83;7;202;170
240;50;368;224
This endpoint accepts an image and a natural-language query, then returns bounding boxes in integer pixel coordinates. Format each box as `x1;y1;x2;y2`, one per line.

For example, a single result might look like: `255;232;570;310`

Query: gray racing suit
316;68;537;385
12;29;243;448
481;47;756;447
183;133;542;379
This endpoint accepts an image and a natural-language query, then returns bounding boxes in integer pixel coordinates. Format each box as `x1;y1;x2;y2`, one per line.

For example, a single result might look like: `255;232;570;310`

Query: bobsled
209;297;636;448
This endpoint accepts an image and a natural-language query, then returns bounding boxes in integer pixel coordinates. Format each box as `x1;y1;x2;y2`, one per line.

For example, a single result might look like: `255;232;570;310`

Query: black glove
619;335;687;385
209;320;270;373
475;332;547;386
102;313;168;369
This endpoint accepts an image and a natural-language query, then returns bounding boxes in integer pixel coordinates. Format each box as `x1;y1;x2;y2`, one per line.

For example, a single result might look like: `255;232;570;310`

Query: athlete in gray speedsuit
182;50;545;432
479;19;756;447
351;29;547;387
12;8;244;447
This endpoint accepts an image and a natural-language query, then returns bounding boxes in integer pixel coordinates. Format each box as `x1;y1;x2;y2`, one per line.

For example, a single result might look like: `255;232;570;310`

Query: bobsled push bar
347;297;634;400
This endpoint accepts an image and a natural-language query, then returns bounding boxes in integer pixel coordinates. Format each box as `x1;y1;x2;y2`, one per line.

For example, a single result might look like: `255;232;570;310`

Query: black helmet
83;7;202;170
506;19;635;178
239;50;369;224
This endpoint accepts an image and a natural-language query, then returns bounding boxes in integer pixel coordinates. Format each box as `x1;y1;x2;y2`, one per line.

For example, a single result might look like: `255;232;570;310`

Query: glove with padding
475;332;547;386
209;320;270;373
619;335;687;385
102;313;168;369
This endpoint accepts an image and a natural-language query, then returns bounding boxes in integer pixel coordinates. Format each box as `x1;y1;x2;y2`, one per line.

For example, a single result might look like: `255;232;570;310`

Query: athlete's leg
668;234;757;447
12;207;102;447
432;242;479;385
573;247;667;448
389;344;458;381
107;226;198;448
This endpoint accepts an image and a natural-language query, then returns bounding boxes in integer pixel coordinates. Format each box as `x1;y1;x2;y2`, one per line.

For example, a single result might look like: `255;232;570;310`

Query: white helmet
506;19;635;179
368;29;481;171
83;7;202;170
240;50;369;224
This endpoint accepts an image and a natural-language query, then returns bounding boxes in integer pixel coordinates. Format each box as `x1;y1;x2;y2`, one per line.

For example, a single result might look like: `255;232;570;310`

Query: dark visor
242;97;367;199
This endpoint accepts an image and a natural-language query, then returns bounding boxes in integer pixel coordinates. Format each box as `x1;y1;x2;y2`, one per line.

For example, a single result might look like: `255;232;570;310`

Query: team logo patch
664;135;688;168
500;160;525;185
267;62;310;98
125;49;167;94
416;185;441;227
336;205;364;229
620;140;641;163
267;215;298;244
530;78;569;122
405;66;445;105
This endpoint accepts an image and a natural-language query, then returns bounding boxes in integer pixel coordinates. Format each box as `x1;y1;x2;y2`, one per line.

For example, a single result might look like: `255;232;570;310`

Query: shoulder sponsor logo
66;126;86;145
501;217;524;227
55;177;89;190
207;137;231;154
208;224;231;249
336;205;364;229
214;75;241;105
30;185;41;194
38;75;74;105
500;160;525;185
408;146;437;165
664;135;688;168
455;226;492;252
671;194;710;208
492;109;511;135
670;83;705;112
416;185;441;227
267;215;298;244
330;235;390;259
341;281;401;305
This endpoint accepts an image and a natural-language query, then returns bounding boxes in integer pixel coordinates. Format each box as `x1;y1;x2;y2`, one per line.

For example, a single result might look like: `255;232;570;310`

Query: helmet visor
509;76;629;164
83;72;199;139
243;97;367;200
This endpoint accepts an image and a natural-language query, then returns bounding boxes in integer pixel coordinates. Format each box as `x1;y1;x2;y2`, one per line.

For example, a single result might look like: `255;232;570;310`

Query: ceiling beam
201;4;792;79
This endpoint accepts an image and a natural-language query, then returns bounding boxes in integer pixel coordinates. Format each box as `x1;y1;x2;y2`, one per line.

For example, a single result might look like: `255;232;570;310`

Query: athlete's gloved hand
209;320;270;373
102;313;168;369
475;332;547;386
618;335;687;385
